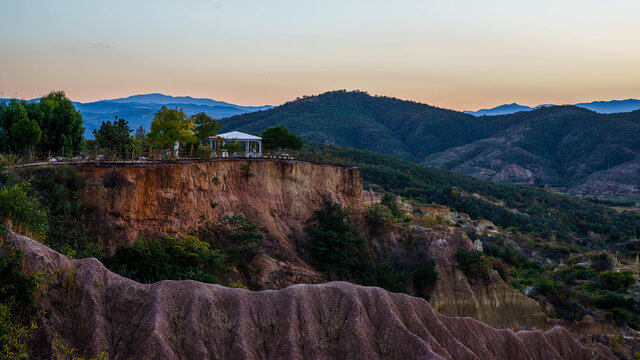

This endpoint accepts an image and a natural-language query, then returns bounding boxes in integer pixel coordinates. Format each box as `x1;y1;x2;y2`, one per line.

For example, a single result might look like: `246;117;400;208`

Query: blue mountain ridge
1;94;272;138
3;94;639;135
465;99;640;116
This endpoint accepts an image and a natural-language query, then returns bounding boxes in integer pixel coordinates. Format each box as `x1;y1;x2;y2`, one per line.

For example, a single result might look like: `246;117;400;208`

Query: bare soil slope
9;231;614;360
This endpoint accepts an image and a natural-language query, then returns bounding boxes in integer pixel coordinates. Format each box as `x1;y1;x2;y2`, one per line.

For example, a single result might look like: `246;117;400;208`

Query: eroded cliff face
77;159;362;268
376;225;554;331
8;231;614;360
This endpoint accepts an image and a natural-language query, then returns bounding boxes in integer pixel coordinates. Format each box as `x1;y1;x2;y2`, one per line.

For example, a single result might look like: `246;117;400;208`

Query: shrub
366;203;395;229
412;257;439;298
0;241;44;360
0;182;48;239
455;248;491;282
217;215;263;261
599;270;636;292
106;236;226;284
533;274;557;296
308;198;365;278
492;258;510;282
26;167;103;259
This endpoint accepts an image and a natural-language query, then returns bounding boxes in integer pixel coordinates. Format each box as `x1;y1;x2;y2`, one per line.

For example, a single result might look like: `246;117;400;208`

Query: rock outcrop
7;231;614;360
377;225;554;331
77;159;362;262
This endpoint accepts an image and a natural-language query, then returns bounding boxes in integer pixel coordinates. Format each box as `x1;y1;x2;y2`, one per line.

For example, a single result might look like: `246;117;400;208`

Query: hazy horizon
2;0;639;111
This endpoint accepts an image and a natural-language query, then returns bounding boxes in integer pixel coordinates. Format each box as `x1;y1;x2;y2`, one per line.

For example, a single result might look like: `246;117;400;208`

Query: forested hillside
299;143;640;245
224;91;640;197
222;90;505;161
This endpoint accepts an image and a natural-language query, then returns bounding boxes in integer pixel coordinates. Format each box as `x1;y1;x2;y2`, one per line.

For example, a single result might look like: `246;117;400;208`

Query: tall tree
192;112;222;140
147;106;197;149
0;100;42;158
11;117;42;160
24;91;84;155
0;100;28;153
93;116;133;153
260;125;303;151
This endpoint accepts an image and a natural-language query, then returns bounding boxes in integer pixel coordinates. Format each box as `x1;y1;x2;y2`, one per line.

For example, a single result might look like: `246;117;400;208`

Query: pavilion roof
211;131;262;141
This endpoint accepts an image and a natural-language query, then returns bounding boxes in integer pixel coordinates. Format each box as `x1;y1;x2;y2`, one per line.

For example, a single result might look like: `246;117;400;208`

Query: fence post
190;143;194;159
48;151;51;163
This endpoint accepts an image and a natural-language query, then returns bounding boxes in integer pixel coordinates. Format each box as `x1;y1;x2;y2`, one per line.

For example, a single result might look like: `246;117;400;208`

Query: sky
1;0;639;111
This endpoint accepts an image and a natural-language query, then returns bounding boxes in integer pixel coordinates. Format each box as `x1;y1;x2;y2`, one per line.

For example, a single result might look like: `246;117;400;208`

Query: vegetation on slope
222;90;501;161
300;143;640;245
223;90;640;191
426;106;640;187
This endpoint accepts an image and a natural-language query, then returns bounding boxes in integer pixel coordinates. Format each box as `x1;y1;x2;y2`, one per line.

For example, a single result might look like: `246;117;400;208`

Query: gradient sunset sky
1;0;639;110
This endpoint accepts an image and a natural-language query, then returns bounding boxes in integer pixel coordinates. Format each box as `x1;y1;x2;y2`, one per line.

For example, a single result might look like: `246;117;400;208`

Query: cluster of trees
0;91;84;158
89;106;303;156
307;198;439;299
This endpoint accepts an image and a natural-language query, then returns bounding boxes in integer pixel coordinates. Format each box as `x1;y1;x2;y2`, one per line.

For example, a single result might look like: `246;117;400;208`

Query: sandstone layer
77;159;362;261
8;231;614;360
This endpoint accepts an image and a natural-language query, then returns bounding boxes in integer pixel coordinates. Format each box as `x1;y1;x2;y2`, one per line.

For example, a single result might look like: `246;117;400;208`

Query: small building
208;131;262;158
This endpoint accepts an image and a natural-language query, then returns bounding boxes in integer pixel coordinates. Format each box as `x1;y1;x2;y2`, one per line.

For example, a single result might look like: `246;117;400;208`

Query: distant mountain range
1;93;272;137
465;99;640;116
223;90;640;199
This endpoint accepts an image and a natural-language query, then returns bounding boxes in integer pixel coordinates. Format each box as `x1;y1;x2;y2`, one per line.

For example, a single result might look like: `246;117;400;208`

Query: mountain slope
9;230;614;360
465;99;640;116
2;94;272;138
464;103;534;116
221;90;506;161
424;106;640;195
222;91;640;196
76;94;271;137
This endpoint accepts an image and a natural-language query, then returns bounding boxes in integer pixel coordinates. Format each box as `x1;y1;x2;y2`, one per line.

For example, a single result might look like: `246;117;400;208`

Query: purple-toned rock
8;231;614;360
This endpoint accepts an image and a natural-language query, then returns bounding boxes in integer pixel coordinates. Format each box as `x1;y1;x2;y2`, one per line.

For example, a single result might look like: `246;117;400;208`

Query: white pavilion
208;131;262;157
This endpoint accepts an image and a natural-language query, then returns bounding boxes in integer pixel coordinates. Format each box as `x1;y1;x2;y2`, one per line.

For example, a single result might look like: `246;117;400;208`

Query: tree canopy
92;116;134;153
0;100;42;155
25;91;84;155
147;106;197;148
260;125;303;151
192;112;222;140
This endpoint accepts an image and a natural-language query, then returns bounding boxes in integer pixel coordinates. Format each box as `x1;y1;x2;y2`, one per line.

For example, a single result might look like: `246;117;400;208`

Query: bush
455;248;491;282
26;166;103;259
533;274;557;296
366;203;395;229
599;270;636;292
0;182;48;239
308;198;365;278
0;241;44;360
412;257;439;298
106;236;226;284
0;303;32;360
492;258;510;282
217;215;263;262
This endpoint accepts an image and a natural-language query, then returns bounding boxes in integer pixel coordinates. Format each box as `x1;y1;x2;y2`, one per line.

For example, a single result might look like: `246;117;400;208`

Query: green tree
455;248;491;282
11;117;42;160
192;112;222;140
92;116;133;154
147;106;197;152
308;198;364;277
0;182;49;239
0;100;42;158
599;270;636;292
25;91;84;155
260;125;303;151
